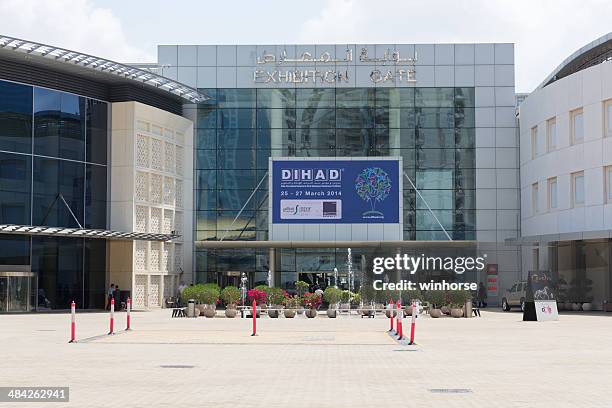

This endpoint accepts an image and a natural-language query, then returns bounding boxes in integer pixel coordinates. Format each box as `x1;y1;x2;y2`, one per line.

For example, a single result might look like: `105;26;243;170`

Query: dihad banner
271;159;400;224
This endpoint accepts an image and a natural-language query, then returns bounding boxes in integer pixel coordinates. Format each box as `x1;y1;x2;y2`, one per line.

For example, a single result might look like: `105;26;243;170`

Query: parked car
501;281;527;312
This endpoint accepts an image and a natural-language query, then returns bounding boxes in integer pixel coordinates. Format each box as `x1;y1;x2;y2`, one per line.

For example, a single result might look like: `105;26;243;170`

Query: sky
0;0;610;93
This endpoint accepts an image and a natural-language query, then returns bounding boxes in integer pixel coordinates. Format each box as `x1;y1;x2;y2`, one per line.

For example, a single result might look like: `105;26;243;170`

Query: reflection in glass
0;80;32;153
0;152;31;225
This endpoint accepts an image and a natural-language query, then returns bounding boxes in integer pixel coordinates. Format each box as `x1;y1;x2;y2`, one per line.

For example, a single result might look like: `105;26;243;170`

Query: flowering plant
302;292;322;309
268;287;289;305
247;289;268;304
283;295;300;308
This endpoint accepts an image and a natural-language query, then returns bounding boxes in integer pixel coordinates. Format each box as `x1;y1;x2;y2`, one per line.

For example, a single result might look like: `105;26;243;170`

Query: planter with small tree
426;290;446;318
283;296;299;318
295;281;309;315
267;287;288;318
448;290;471;318
221;286;241;318
323;287;342;318
303;292;322;318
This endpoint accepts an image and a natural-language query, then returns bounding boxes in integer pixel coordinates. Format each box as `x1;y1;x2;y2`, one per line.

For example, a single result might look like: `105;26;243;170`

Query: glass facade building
0;79;108;310
193;87;476;286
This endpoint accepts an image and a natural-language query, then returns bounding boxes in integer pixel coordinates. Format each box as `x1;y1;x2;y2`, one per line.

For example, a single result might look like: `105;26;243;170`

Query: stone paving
1;309;611;408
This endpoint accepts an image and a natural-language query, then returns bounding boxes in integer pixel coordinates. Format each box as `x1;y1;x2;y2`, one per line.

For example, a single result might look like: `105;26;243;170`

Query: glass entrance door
0;272;34;312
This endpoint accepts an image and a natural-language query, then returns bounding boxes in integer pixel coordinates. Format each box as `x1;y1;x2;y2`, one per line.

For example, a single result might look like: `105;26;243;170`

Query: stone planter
327;308;337;318
284;309;296;318
360;306;375;318
582;302;592;311
193;308;201;317
202;305;216;318
385;309;397;318
297;307;305;315
572;303;582;311
305;309;317;318
403;306;413;316
340;303;350;312
441;306;451;315
268;305;283;318
450;308;464;318
564;302;573;310
225;307;237;318
429;308;442;318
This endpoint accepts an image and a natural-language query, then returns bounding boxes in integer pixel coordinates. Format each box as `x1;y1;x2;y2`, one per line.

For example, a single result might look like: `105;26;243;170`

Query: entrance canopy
0;224;179;242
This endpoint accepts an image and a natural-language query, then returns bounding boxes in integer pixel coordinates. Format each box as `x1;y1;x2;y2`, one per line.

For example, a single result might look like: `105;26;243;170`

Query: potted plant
323;287;342;318
283;296;299;318
200;286;220;318
302;292;321;318
221;286;241;318
426;291;445;318
247;288;267;317
448;290;470;318
267;287;287;318
340;290;352;313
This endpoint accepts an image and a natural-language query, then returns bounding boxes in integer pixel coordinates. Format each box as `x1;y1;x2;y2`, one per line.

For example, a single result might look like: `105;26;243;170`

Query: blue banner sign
271;159;400;224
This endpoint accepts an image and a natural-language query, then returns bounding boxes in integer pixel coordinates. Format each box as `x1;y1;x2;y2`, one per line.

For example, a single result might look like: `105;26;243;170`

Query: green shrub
221;286;241;306
359;285;376;303
323;287;342;305
295;281;309;296
448;290;471;307
268;287;288;305
426;290;446;308
400;289;423;305
182;284;220;305
340;290;352;303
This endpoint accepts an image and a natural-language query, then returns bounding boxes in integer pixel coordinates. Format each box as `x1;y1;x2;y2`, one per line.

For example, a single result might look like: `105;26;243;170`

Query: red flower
247;289;268;304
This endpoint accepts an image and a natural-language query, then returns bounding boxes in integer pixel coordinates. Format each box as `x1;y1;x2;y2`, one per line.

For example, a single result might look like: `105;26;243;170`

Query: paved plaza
1;309;611;408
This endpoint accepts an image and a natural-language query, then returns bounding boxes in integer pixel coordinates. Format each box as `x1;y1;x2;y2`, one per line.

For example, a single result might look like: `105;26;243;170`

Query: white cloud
0;0;152;62
298;0;612;92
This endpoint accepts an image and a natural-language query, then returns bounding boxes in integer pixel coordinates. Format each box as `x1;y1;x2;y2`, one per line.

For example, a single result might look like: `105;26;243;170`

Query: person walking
106;284;115;310
478;282;488;308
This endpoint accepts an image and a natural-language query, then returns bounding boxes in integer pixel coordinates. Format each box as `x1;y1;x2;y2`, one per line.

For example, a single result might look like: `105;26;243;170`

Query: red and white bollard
251;299;257;336
409;301;417;345
388;300;394;332
69;301;76;343
108;297;115;335
125;297;131;331
396;299;403;340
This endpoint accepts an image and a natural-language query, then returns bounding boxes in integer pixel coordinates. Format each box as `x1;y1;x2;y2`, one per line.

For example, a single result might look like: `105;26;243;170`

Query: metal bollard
409;301;417;345
251;300;257;336
126;297;131;330
69;301;76;343
187;299;195;318
108;298;115;335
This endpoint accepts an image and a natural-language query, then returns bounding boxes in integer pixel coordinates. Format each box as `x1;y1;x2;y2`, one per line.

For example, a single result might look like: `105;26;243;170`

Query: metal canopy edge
0;224;180;242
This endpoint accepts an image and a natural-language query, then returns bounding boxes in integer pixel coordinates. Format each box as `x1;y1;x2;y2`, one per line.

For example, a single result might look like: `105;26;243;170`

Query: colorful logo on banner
354;167;392;218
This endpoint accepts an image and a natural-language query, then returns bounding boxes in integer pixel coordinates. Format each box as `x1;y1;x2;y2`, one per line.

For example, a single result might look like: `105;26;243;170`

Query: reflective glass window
296;89;335;108
0;235;30;265
85;164;106;229
218;129;256;149
257;89;295;108
415;88;454;107
217;89;256;108
336;108;375;128
0;152;31;225
0;80;32;153
217;109;256;129
217;149;255;169
86;99;107;164
196;129;216;149
336;89;375;108
257;108;296;128
34;88;86;161
296;108;335;129
416;129;454;148
32;157;85;227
